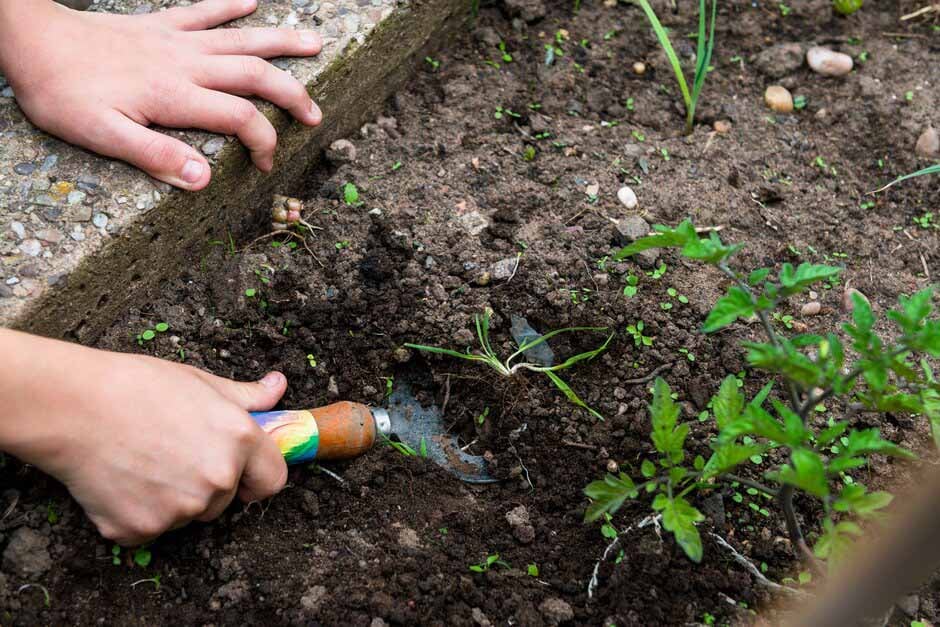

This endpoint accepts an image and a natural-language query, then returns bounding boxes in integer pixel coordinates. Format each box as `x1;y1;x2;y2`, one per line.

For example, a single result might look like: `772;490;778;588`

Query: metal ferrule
371;408;392;435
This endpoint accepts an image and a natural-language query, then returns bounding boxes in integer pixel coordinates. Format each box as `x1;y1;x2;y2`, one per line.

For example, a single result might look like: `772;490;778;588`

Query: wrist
0;1;59;77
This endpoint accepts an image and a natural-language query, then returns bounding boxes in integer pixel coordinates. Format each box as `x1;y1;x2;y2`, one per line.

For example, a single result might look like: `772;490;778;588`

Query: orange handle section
310;401;377;460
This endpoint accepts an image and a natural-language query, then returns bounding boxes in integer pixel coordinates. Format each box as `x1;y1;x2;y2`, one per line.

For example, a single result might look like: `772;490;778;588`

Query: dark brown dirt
3;0;940;624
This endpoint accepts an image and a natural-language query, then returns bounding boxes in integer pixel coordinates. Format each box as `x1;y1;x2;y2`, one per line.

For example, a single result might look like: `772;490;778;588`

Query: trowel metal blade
385;383;498;484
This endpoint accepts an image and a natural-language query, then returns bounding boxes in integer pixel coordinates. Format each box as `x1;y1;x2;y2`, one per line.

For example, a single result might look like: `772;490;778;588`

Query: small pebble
202;137;226;156
842;287;870;312
40;154;58;172
713;120;731;133
13;162;35;175
326;139;357;164
617;186;638;210
764;85;794;113
806;46;853;77
632;61;646;75
10;221;25;240
606;459;619;473
915;127;939;158
19;239;41;257
67;190;86;205
92;213;109;228
801;301;821;316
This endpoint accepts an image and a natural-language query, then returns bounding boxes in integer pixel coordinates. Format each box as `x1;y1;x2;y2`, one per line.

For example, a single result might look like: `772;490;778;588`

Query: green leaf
613;221;694;260
141;330;156;341
133;548;152;567
649;377;688;463
403;343;489;362
873;163;940;192
544;370;604;421
527;563;540;577
748;268;771;286
343;182;360;205
778;263;841;297
641;459;656;478
771;399;810;447
814;520;862;564
776;449;829;498
816;421;848;446
703;442;763;478
584;472;637;522
154;322;169;333
654;495;705;562
833;483;893;518
703;286;754;333
712;375;744;429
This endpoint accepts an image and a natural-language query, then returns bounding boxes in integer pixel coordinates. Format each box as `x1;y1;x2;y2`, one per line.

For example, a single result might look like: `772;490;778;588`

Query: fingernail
260;372;284;389
300;31;321;48
310;101;322;124
181;159;203;184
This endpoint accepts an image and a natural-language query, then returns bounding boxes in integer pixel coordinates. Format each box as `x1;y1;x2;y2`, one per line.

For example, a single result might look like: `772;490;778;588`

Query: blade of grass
871;164;940;193
633;0;691;114
475;313;497;360
404;344;489;361
508;326;609;364
545;370;604;420
687;0;717;132
535;332;615;372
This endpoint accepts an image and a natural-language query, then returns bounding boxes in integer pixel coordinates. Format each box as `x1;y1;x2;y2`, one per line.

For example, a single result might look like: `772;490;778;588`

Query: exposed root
621;362;674;385
587;514;661;599
709;533;811;599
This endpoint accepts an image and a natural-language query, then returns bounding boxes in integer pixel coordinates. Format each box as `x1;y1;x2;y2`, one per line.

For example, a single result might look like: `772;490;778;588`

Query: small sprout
623;274;639;297
476;407;490;425
391;161;403;171
424;56;440;70
523;146;536;162
527;563;540;577
626;321;654;347
660;147;670;161
141;330;155;341
779;3;792;15
343;182;360;206
632;130;646;142
905;90;914;102
793;95;807;110
112;545;122;565
498;41;513;62
245;288;257;298
306;354;317;368
155;322;169;333
133;548;152;568
46;502;58;524
625;97;635;111
335;240;351;250
798;570;813;585
469;553;507;573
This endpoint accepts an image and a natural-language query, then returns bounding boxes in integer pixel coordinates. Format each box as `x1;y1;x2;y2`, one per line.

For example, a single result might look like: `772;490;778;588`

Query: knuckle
228;99;258;131
240;57;268;83
206;465;240;493
227;28;249;51
139;136;181;172
177;495;207;519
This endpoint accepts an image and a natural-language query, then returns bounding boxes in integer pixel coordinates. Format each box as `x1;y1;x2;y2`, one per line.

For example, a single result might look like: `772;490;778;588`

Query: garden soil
2;0;939;624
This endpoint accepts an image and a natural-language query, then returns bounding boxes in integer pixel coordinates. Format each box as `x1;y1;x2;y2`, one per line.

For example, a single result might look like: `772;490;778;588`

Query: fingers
196;27;322;58
162;0;258;31
197;57;321;126
238;431;288;503
151;87;277;171
95;112;212;190
196;370;288;412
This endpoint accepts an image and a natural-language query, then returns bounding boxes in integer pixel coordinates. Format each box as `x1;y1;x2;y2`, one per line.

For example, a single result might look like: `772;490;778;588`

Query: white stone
19;239;41;257
806;46;853;77
9;221;25;239
617;185;638;209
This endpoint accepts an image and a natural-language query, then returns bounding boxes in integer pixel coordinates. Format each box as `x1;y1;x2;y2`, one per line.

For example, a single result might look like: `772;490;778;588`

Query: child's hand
0;0;322;190
0;330;289;545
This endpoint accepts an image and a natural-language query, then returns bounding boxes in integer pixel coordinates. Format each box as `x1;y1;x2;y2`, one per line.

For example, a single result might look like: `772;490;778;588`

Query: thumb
238;430;288;503
198;370;288;411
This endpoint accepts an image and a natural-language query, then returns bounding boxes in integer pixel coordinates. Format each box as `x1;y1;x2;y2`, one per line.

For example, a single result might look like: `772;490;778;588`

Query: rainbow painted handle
251;401;381;465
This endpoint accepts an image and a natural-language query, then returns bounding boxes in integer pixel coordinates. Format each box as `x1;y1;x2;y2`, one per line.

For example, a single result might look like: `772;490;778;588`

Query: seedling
778;3;792;16
406;310;613;419
905;90;914;102
626;321;654;347
424;56;440;70
587;220;934;568
793;95;807;110
244;288;257;298
523;146;536;162
476;406;490;425
130;575;162;591
133;548;152;568
112;545;122;565
335;240;351;250
913;212;935;229
391;161;403;171
469;553;509;572
833;0;863;15
136;322;169;346
494;106;521;120
626;0;716;133
343;182;361;206
498;41;513;63
306;354;317;368
527;563;540;577
623;274;640;297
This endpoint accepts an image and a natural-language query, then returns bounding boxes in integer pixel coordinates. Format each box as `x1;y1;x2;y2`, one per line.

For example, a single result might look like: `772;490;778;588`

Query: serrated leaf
814;520;862;564
613;221;694;260
771;399;810;447
778;263;841;297
702;442;763;478
748;268;770;286
649;378;688;463
703;286;755;333
816;421;848;447
833;483;893;518
713;375;744;429
584;473;637;522
655;495;705;562
776;449;829;498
